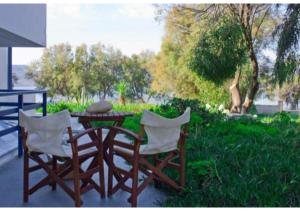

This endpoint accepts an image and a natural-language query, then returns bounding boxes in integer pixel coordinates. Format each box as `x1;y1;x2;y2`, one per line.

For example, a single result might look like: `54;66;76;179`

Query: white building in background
0;4;46;101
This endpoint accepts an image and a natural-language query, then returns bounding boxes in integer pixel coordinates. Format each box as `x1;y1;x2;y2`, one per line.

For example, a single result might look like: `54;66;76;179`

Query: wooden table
71;111;134;166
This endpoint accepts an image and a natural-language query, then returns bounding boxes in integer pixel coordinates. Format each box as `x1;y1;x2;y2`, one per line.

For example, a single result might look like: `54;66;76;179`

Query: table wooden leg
103;119;125;182
77;121;103;190
102;119;124;165
78;118;126;188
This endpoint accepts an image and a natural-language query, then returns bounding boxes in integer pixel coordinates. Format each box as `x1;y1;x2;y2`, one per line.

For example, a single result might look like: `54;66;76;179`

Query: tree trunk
139;98;145;103
119;95;126;105
242;45;259;113
291;101;297;110
146;93;153;103
230;70;242;113
237;5;260;113
98;91;104;101
80;87;85;104
138;93;145;103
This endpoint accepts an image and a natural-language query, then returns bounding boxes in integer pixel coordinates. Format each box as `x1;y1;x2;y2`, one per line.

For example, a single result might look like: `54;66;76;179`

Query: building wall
0;4;46;46
255;104;281;114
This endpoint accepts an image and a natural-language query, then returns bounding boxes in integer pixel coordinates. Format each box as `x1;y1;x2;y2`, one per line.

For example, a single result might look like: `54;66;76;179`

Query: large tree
150;6;231;106
188;14;248;112
27;43;74;99
154;4;281;112
122;53;153;102
89;43;124;100
71;43;90;103
227;4;277;112
27;42;154;103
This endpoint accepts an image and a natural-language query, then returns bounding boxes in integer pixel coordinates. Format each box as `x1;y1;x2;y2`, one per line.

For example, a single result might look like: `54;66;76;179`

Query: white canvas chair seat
19;110;73;157
139;107;191;155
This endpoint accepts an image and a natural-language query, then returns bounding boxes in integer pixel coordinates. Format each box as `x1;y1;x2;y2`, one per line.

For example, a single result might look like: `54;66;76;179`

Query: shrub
272;112;292;124
162;112;300;207
37;101;91;113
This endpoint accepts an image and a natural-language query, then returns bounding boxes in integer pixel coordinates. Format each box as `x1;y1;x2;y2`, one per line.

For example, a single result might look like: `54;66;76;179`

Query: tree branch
253;6;271;41
178;4;215;15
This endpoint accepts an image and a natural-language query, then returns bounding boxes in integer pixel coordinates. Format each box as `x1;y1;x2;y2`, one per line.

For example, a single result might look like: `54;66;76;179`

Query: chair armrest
180;131;189;138
106;126;143;143
104;126;142;155
68;127;102;143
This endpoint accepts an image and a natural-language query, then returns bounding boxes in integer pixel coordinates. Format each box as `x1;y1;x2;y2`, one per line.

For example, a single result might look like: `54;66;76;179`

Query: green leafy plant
116;81;127;105
189;17;247;84
163;108;300;207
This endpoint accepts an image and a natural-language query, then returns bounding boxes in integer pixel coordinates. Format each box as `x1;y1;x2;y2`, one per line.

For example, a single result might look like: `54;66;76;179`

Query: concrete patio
0;155;167;207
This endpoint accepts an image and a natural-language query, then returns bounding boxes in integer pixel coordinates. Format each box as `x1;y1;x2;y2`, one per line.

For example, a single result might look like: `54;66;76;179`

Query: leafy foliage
27;43;153;103
153;4;281;112
88;44;123;100
122;52;153;102
27;43;74;98
274;4;300;86
116;81;127;96
37;101;155;114
36;101;91;113
163;112;300;207
116;81;128;105
188;17;247;83
148;6;232;107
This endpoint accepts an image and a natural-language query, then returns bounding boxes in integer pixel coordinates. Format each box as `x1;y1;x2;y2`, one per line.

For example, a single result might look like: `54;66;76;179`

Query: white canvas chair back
140;107;190;154
19;109;72;157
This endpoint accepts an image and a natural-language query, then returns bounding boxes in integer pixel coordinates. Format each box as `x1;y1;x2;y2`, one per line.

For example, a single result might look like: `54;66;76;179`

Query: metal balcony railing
0;89;47;156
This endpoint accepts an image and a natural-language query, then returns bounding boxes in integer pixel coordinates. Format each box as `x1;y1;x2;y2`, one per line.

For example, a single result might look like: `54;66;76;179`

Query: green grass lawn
40;101;300;207
163;113;300;207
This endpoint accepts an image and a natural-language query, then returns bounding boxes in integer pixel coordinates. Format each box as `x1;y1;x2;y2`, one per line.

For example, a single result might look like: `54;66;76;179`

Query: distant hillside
12;65;35;88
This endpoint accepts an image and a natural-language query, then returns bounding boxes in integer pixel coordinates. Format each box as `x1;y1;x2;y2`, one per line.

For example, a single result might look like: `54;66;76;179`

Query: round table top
71;111;134;119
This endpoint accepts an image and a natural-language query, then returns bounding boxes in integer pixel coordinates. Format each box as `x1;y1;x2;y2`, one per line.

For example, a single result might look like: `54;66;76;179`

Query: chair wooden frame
106;124;188;207
21;126;105;207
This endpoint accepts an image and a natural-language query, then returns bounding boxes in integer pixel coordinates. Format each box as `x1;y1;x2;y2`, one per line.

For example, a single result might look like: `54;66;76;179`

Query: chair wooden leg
32;154;76;200
23;151;29;203
107;165;113;196
107;142;114;197
131;157;139;207
98;152;105;198
97;128;105;199
153;154;161;188
51;157;57;191
73;158;81;207
140;153;180;190
179;144;185;188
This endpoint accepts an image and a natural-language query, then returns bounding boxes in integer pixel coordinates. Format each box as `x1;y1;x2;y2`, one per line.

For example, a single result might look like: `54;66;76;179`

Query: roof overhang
0;4;46;47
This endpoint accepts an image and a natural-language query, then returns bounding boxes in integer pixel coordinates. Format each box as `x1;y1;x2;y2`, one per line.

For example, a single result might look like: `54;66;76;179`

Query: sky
12;3;165;65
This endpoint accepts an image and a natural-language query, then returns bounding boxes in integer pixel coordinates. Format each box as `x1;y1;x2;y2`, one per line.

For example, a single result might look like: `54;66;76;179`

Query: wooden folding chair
20;110;105;207
106;108;190;207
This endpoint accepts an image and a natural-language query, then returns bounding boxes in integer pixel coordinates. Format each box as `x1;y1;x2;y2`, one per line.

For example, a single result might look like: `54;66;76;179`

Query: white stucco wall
0;4;46;47
0;47;8;89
